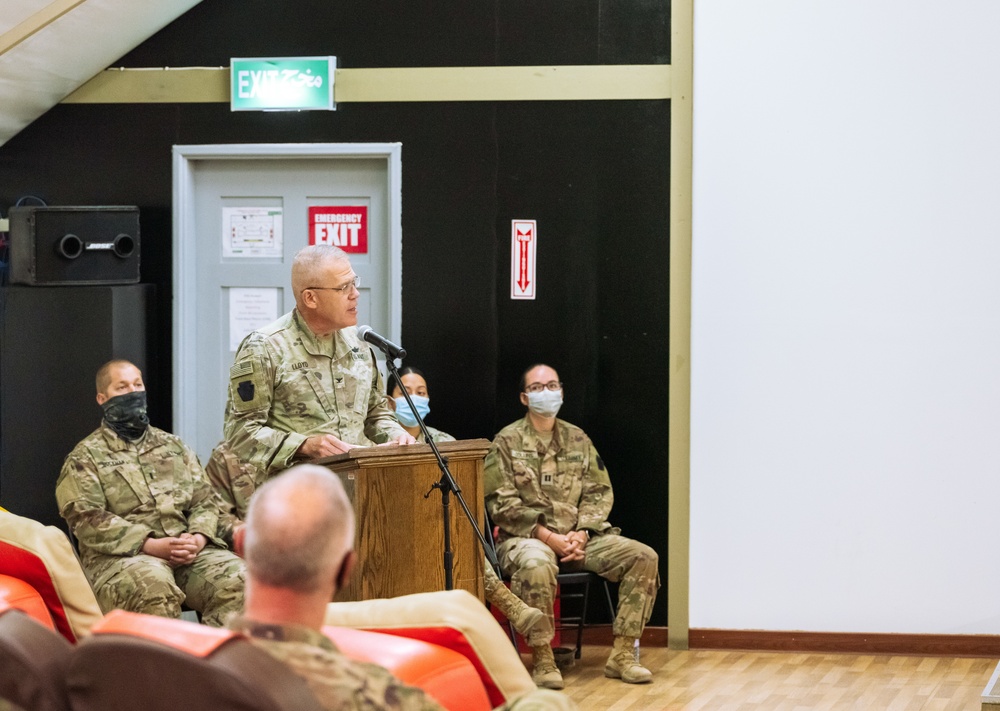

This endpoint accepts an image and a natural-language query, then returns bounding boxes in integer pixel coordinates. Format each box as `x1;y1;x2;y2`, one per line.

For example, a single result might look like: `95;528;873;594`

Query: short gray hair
243;464;355;594
291;245;349;297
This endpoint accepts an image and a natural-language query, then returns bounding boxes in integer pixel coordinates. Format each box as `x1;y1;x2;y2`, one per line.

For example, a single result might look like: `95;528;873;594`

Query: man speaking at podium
224;245;415;478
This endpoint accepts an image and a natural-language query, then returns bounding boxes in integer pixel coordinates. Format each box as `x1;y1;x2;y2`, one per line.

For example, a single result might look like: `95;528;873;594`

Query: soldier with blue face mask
386;367;453;444
485;364;660;690
387;367;546;640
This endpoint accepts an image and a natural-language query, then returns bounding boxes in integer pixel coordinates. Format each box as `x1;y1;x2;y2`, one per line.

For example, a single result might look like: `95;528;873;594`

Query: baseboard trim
688;629;1000;657
580;626;1000;656
580;625;667;648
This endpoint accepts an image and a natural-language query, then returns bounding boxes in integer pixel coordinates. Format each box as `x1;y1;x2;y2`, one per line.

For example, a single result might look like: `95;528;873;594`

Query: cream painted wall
690;0;1000;633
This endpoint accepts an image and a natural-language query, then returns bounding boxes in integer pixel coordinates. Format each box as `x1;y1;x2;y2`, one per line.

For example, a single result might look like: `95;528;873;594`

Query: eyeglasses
305;276;361;294
524;381;563;393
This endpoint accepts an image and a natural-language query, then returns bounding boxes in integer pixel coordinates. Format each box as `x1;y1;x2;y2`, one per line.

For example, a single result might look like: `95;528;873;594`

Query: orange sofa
0;509;536;711
0;587;501;711
63;610;492;711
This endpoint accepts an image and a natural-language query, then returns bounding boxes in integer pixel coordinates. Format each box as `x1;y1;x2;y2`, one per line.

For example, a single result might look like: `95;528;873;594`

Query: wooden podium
317;439;489;603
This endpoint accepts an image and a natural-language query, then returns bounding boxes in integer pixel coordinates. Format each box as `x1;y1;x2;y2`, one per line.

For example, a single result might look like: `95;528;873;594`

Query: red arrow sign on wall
517;229;532;291
511;219;537;300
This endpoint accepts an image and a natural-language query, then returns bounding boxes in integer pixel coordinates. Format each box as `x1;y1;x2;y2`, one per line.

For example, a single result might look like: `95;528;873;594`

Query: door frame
171;142;403;441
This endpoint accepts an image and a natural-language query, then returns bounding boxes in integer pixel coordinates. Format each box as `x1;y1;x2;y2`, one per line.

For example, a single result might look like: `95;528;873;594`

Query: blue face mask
394;395;430;427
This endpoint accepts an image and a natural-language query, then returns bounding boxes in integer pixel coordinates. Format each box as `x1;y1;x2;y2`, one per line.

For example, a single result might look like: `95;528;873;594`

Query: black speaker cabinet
8;205;140;285
0;285;152;529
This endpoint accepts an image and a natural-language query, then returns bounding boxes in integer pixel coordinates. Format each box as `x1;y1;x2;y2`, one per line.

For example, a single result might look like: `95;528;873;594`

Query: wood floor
538;645;996;710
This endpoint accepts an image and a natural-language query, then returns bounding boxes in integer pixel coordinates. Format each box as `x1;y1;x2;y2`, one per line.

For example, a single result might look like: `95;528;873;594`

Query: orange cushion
322;625;491;711
90;610;239;658
0;574;56;630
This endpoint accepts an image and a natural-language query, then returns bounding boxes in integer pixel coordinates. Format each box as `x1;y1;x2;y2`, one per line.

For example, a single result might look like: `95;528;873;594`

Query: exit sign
231;57;336;111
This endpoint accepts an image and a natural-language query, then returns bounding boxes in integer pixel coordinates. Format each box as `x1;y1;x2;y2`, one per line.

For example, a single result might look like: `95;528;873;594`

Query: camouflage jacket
229;617;444;711
416;425;455;444
56;422;227;567
204;439;267;522
485;416;618;541
223;310;407;476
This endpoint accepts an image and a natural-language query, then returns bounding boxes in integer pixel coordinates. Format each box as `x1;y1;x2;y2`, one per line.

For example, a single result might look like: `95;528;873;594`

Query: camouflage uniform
415;426;455;445
224;311;407;477
484;417;659;647
230;617;577;711
56;422;245;627
231;617;441;711
205;439;267;521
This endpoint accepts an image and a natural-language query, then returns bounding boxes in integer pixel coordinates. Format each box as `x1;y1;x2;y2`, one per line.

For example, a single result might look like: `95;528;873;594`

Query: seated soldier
232;464;576;711
486;364;660;689
56;360;244;627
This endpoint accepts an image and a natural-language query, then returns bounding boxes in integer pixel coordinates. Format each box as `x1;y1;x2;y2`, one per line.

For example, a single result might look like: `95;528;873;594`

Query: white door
173;143;402;463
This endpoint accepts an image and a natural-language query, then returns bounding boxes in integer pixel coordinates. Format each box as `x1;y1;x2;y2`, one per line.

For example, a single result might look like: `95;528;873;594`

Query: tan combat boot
531;644;565;690
604;636;652;684
490;584;545;637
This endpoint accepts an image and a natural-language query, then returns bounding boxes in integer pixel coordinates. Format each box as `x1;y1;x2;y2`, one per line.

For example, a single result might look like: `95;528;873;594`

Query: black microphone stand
383;355;501;590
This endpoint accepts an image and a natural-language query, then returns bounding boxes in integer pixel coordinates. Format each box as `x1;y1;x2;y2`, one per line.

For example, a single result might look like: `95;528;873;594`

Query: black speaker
0;285;153;528
8;206;140;285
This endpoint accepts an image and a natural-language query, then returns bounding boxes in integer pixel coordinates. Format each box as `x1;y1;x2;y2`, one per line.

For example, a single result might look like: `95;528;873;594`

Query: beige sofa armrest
0;511;103;641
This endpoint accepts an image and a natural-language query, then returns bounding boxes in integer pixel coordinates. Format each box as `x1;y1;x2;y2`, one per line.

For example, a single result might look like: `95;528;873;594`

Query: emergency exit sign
231;57;336;111
309;206;368;253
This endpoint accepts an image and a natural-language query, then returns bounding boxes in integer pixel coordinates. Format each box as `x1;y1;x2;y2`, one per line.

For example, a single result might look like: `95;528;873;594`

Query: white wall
691;0;1000;634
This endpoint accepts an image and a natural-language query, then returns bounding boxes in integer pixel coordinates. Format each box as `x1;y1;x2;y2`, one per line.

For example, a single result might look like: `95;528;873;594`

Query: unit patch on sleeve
237;381;255;403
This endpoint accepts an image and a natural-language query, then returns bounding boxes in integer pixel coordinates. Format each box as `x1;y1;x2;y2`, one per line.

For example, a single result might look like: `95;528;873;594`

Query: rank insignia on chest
335;376;345;389
542;472;554;486
237;381;255;402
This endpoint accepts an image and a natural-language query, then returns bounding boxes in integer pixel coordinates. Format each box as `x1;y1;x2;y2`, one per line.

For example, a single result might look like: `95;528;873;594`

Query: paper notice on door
229;287;280;351
223;207;283;258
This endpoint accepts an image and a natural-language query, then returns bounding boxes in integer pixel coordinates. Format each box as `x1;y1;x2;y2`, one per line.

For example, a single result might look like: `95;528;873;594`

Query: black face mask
101;391;150;442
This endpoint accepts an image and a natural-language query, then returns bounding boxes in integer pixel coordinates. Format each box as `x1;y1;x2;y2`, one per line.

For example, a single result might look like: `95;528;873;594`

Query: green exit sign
231;57;336;111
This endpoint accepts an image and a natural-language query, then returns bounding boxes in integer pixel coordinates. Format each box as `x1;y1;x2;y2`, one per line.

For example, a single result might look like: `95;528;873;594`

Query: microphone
357;325;407;359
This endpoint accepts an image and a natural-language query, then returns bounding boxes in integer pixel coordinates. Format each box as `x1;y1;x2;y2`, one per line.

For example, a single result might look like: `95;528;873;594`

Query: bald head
243;464;355;594
291;245;350;306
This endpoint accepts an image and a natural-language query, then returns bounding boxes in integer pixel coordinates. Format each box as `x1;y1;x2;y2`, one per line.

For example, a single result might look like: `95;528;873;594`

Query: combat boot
531;644;565;690
604;636;652;684
490;584;545;637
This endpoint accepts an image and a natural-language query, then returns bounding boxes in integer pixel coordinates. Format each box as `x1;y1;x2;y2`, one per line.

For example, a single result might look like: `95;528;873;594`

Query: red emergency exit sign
309;206;368;253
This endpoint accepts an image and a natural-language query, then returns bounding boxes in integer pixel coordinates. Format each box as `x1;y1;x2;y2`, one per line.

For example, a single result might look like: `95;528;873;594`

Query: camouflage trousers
86;548;246;627
496;533;659;646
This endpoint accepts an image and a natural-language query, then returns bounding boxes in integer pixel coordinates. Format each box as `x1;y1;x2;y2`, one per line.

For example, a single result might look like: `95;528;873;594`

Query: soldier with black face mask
56;360;245;627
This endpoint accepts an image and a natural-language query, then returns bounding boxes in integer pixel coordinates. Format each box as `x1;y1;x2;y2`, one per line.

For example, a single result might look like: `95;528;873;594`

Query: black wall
0;0;670;624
